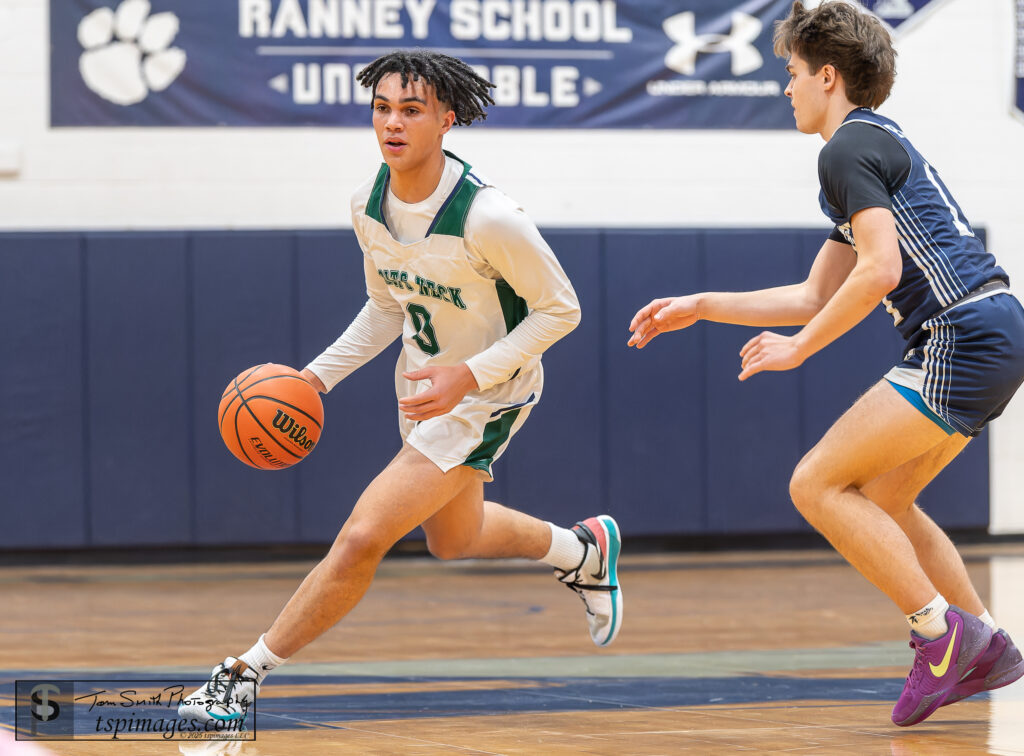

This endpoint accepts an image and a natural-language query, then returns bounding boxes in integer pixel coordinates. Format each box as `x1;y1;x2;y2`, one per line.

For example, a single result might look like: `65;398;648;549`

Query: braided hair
356;50;496;126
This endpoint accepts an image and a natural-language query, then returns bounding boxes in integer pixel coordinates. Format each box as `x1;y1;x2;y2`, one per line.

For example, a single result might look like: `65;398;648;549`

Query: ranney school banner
49;0;942;129
857;0;943;31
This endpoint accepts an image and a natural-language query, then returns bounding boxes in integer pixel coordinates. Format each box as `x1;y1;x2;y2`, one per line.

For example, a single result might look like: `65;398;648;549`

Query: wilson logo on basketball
248;437;288;468
272;410;316;451
220;363;324;470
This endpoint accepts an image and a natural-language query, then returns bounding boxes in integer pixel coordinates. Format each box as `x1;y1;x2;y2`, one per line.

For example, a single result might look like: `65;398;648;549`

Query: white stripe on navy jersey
892;194;963;306
895;190;970;300
892;192;969;302
892;202;954;307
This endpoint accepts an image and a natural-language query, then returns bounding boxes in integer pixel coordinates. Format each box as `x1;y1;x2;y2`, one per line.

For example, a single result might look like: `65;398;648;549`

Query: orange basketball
218;363;324;470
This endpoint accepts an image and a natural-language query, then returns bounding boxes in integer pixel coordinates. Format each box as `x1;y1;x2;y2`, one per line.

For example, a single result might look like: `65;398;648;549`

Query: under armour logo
663;11;763;77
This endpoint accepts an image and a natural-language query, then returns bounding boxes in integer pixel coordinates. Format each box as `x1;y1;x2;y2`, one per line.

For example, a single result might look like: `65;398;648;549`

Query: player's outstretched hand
628;295;699;348
399;364;479;421
738;331;805;381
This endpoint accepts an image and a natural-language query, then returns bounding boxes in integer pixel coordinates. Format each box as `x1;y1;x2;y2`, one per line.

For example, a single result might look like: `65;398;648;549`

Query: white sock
978;609;997;630
541;522;589;573
907;594;950;639
239;634;288;682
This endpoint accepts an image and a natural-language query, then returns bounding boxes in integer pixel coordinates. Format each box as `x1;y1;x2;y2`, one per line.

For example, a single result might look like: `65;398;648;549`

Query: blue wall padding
84;233;193;545
602;230;707;535
702;231;807;534
1;235;88;547
0;228;990;548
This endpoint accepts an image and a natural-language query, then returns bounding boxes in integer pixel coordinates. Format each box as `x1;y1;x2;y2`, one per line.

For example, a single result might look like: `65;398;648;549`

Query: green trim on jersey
363;151;482;239
430;152;479;238
365;163;390;225
464;408;521;474
495;280;528;334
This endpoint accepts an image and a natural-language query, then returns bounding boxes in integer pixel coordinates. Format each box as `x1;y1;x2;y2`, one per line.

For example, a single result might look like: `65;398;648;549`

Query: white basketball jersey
306;151;580;476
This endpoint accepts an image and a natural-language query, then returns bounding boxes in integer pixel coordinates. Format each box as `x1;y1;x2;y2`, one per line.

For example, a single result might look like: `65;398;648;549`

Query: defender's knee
789;454;828;522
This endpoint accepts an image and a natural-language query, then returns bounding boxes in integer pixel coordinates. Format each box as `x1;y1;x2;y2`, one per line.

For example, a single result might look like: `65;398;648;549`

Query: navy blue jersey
818;108;1008;340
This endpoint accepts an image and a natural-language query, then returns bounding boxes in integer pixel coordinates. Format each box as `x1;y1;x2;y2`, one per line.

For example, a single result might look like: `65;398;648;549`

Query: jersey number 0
407;303;440;356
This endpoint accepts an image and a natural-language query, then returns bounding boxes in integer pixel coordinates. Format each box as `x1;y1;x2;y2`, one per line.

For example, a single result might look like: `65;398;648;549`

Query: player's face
784;53;828;135
372;73;455;175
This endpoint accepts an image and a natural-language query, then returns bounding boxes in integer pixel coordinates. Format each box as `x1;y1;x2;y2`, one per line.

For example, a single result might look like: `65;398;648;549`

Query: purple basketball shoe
941;628;1024;706
891;606;992;727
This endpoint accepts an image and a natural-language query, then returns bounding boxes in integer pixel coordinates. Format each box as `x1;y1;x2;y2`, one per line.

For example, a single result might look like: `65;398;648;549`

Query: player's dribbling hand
738;331;806;381
399;364;479;421
627;295;700;348
300;368;327;394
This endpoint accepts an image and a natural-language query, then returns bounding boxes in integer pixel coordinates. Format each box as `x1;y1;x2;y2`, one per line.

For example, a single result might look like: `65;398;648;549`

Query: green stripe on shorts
464;409;521;475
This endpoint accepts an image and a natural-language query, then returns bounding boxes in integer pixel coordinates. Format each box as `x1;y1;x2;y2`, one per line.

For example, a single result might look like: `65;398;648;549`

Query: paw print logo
77;0;186;106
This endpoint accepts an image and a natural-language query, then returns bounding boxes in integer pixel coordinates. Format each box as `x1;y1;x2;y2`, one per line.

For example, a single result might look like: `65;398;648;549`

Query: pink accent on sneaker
577;517;608;561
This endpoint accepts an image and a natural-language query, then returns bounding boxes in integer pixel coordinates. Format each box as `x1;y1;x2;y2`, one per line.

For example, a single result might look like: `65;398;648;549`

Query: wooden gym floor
1;543;1023;754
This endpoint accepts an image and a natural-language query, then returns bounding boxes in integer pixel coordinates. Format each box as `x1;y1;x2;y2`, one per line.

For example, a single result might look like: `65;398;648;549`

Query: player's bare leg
421;485;550;560
790;379;996;725
859;433;1022;710
421;481;623;646
179;444;478;724
264;444;480;658
860;433;983;615
789;380;956;613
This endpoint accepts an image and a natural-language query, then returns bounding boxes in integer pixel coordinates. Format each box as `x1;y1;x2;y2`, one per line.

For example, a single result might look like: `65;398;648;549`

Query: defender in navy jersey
629;1;1024;727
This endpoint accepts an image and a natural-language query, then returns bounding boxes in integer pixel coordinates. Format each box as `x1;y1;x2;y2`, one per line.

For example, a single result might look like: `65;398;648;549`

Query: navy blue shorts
885;291;1024;437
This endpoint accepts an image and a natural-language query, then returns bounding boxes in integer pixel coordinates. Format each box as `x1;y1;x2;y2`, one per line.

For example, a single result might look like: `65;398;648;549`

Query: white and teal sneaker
554;515;623;647
178;657;259;724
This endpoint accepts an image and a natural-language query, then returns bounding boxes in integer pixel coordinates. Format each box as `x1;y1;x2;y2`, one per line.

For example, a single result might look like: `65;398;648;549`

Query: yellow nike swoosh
929;624;958;677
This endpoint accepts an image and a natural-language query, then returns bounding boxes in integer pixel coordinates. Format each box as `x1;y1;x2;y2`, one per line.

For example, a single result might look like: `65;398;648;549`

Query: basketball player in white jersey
179;51;622;725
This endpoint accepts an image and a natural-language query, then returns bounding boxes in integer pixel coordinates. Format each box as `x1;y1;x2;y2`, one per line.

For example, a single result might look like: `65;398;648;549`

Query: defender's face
372;73;455;175
784;52;829;136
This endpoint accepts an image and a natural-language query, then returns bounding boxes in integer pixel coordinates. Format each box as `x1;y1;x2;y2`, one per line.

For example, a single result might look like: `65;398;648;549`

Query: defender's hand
628;295;699;349
399;364;479;421
738;331;806;381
